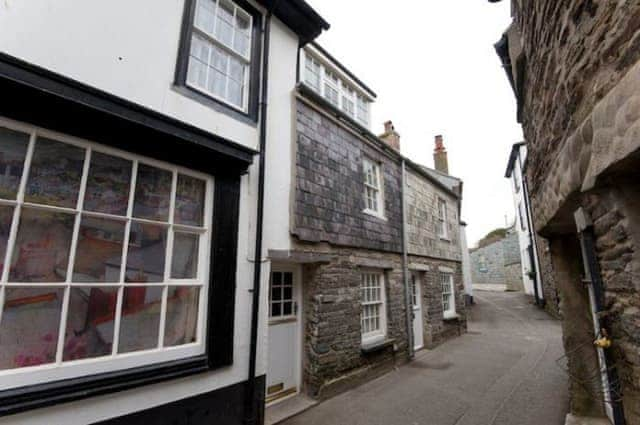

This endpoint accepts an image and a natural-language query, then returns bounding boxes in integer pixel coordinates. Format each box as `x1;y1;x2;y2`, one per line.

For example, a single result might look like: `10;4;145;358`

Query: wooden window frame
360;271;387;345
175;0;263;122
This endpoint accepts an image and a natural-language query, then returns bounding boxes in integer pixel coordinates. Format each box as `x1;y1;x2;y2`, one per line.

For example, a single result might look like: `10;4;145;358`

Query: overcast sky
305;0;523;247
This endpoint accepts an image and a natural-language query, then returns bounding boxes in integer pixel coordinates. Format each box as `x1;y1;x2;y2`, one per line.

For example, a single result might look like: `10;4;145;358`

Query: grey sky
305;0;523;247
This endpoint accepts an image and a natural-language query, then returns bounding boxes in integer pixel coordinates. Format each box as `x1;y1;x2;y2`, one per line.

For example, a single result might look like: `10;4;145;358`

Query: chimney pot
433;134;449;174
379;120;400;151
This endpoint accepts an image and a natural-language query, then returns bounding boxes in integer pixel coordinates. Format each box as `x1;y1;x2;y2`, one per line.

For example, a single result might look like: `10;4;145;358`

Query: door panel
411;273;424;350
267;267;300;403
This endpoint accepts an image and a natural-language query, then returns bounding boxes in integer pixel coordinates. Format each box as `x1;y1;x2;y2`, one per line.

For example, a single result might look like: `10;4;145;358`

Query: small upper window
363;158;383;216
437;198;448;239
323;70;340;107
356;95;369;126
341;84;355;118
304;54;321;92
185;0;253;111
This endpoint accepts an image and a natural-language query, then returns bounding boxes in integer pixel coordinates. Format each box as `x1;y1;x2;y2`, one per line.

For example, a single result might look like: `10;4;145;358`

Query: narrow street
282;291;569;425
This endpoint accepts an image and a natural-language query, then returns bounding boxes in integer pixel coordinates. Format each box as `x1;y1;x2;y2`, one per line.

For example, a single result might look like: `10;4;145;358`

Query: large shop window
177;0;260;118
360;271;387;344
0;119;213;391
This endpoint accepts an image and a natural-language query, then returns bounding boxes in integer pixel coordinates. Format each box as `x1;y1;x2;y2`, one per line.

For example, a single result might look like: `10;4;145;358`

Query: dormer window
301;50;372;129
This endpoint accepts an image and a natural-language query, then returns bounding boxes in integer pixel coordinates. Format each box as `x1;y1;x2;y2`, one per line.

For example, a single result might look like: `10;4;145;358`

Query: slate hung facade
262;42;467;404
495;1;640;424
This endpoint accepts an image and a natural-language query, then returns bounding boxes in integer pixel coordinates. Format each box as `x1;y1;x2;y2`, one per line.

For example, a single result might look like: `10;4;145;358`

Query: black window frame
174;0;263;123
0;52;253;417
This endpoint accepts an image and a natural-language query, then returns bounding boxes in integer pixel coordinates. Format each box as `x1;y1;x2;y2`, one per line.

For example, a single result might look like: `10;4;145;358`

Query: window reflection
0;287;64;370
25;137;85;208
10;208;74;283
84;152;131;216
0;127;29;200
171;233;199;279
63;287;117;361
125;222;167;283
132;164;171;222
73;217;126;283
117;286;163;353
174;174;205;226
164;286;199;347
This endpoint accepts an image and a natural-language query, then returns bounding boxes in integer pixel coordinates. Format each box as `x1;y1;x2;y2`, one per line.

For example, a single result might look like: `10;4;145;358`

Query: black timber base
93;375;266;425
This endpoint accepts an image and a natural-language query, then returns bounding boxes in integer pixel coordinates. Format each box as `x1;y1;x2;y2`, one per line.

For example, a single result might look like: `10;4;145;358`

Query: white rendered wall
460;224;473;299
0;0;258;150
0;1;299;423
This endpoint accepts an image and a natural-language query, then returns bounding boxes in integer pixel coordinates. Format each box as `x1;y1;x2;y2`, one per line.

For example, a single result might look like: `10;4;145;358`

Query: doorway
411;272;424;351
266;265;301;404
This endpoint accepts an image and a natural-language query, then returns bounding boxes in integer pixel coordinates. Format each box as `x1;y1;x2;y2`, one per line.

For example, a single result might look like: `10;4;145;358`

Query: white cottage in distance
505;142;544;304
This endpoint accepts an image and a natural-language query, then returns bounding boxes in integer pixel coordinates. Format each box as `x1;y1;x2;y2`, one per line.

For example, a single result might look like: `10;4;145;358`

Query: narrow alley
282;292;568;425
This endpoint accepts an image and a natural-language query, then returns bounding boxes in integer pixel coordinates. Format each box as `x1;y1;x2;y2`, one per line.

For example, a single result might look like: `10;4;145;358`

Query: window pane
208;68;227;99
10;208;74;283
125;223;167;283
229;57;244;83
0;127;29;200
234;11;251;56
132;164;172;222
73;217;126;283
174;174;206;226
271;286;281;301
164;286;199;347
63;287;117;361
271;302;281;317
0;287;64;370
0;205;13;268
194;0;215;34
25;137;85;208
215;0;234;47
171;232;199;279
117;286;163;353
83;152;132;216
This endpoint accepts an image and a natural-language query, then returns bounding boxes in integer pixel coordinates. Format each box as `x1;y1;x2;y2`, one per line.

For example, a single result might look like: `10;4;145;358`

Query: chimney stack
433;135;449;174
379;120;400;151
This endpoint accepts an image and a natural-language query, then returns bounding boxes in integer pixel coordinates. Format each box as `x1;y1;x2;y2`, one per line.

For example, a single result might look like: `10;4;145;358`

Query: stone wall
297;242;465;399
535;235;561;319
294;99;403;252
507;1;640;421
470;240;505;285
405;169;461;261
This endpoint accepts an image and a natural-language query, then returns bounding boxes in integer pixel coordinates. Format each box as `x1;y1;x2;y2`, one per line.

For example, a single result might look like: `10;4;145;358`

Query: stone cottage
469;227;523;292
263;42;467;409
494;1;640;424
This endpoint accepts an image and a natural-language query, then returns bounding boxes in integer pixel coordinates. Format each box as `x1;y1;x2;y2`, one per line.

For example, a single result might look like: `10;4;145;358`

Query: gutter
401;159;414;359
244;4;276;424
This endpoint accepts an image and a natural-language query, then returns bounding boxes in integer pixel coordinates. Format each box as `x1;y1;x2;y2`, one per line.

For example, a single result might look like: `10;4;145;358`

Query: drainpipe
244;3;277;424
401;159;414;359
575;208;626;425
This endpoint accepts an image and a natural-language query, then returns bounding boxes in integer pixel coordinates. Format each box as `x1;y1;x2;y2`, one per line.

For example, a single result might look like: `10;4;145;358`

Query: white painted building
505;143;543;303
0;1;328;424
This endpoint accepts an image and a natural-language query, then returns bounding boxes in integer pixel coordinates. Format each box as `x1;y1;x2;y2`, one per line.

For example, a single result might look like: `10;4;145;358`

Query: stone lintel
438;266;455;273
408;263;430;272
352;257;394;270
268;249;331;264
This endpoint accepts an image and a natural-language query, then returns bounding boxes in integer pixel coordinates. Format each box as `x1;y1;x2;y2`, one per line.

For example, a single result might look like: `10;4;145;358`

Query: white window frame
437;197;448;240
360;271;387;345
0;116;214;391
362;158;385;219
303;53;321;92
440;272;456;319
186;0;253;112
300;51;372;128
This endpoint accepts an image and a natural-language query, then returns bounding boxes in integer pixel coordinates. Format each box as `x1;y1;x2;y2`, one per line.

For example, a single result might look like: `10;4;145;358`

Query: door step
265;393;317;425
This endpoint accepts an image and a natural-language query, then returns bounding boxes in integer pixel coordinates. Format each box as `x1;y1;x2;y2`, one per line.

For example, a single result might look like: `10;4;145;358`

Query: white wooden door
411;273;424;350
266;266;300;403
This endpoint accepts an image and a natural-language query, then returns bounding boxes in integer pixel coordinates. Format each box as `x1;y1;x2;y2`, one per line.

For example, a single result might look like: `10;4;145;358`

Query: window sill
363;209;387;221
361;337;395;354
171;84;258;126
0;355;210;417
443;313;460;322
439;236;451;242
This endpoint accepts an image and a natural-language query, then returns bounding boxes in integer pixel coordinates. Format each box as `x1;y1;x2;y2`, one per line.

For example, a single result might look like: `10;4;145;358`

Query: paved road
283;291;569;425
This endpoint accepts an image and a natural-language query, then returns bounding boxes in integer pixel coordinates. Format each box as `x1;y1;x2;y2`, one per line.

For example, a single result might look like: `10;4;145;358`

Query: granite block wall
405;169;461;261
